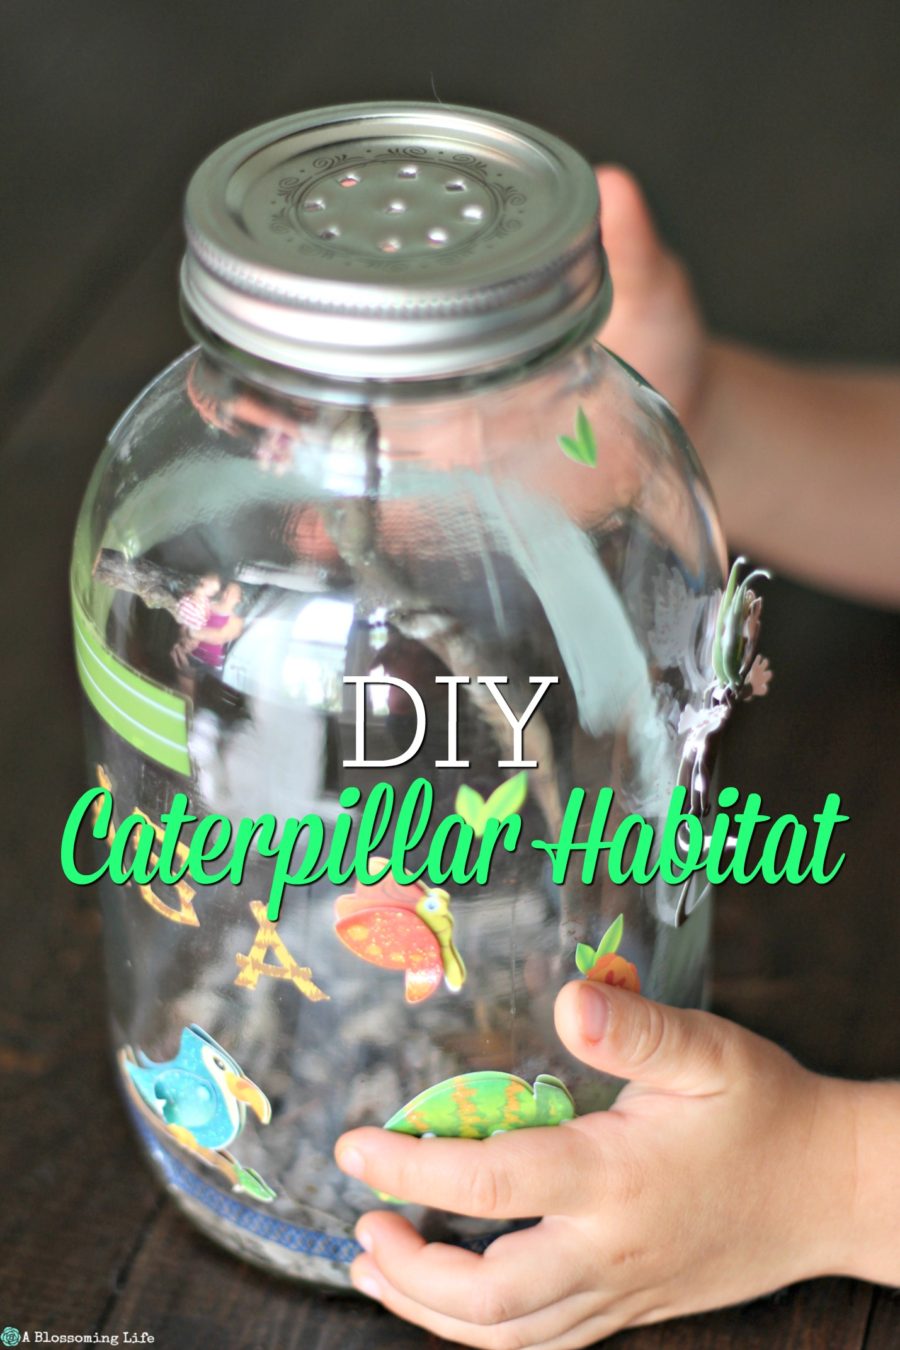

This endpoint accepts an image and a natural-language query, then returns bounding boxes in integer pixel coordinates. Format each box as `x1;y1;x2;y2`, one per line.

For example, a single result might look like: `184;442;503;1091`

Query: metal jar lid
181;101;608;386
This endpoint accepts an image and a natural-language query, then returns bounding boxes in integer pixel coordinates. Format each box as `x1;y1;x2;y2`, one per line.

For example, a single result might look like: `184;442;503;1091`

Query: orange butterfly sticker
334;860;466;1004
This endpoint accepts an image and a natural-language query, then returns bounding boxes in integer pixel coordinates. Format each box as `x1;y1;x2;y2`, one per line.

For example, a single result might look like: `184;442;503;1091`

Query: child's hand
596;166;711;440
336;983;857;1348
170;635;198;670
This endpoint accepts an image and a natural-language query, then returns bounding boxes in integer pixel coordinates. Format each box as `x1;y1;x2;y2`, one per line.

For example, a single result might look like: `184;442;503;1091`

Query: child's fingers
353;1212;591;1324
349;1252;611;1350
335;1122;593;1220
555;981;737;1096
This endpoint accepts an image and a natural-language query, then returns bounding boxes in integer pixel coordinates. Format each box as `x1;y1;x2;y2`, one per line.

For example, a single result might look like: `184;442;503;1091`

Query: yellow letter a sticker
235;901;329;1002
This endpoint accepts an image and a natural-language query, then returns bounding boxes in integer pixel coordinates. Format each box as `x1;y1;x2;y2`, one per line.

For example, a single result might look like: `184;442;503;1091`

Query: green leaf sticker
482;771;529;823
595;912;624;957
558;405;598;467
575;942;597;976
234;1165;276;1202
576;406;597;462
455;784;485;831
455;773;529;837
712;557;742;688
711;557;771;692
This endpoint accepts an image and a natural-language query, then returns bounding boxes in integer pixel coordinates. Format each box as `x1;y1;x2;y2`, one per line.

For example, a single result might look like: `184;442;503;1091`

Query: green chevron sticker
71;588;191;776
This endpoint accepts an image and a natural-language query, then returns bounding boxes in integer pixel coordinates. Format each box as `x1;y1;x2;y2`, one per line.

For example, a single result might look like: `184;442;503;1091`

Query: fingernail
353;1271;382;1301
577;983;610;1041
356;1226;374;1253
336;1145;366;1179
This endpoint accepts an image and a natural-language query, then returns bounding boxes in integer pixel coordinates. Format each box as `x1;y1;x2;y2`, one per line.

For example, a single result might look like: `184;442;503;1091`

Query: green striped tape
71;588;192;776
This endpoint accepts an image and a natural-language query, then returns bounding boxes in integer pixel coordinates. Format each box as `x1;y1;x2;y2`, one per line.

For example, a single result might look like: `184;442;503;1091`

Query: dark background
1;3;898;1347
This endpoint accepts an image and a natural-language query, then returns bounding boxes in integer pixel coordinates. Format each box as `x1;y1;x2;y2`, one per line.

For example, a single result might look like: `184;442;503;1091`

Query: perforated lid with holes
181;101;608;385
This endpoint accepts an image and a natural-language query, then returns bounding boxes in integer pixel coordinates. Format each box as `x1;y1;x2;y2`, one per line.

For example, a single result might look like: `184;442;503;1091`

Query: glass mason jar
70;103;727;1288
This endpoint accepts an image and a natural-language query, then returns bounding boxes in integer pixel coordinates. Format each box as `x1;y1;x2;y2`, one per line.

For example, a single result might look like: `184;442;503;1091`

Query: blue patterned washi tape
131;1111;510;1261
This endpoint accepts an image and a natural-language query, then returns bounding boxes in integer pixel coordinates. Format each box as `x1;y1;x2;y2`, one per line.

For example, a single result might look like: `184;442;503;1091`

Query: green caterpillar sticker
384;1071;575;1139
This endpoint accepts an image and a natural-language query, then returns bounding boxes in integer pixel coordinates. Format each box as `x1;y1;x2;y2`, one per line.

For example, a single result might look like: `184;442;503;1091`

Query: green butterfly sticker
558;406;598;467
455;772;529;838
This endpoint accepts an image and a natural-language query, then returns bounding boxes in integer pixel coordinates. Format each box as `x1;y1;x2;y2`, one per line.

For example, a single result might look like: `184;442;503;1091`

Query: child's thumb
595;165;673;296
554;980;734;1096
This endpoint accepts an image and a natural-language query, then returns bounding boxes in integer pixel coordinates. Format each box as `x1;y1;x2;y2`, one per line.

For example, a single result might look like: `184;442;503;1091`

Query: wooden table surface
1;4;898;1347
